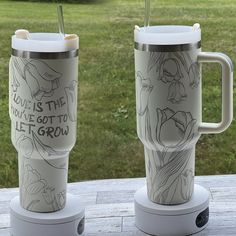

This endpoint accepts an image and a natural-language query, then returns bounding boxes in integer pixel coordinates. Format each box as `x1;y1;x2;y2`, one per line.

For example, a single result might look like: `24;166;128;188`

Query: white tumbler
134;24;233;205
9;32;79;212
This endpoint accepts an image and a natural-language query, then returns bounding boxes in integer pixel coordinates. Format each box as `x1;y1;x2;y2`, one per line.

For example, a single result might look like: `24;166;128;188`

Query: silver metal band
134;41;201;52
12;48;78;59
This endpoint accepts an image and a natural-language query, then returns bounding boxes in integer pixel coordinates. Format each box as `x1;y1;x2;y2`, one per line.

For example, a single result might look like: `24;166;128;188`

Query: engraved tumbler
9;33;79;212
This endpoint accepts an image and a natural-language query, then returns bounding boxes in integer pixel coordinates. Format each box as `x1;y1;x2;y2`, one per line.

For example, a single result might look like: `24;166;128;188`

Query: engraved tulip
150;108;197;203
156;108;197;148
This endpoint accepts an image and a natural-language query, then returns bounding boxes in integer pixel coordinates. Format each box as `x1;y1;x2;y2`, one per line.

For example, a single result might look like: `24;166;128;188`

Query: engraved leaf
147;52;161;72
26;180;47;194
24;60;61;101
65;80;77;122
26;200;40;211
189;62;200;88
152;148;192;202
25;63;52;93
144;108;154;146
16;135;34;158
173;52;189;73
42;187;55;204
13;57;25;78
164;177;180;203
32;131;68;170
136;71;153;116
180;169;194;200
56;191;66;208
28;60;62;81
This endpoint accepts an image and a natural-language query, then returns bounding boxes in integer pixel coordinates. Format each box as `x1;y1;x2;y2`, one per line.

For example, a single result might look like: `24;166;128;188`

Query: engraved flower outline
11;57;62;101
144;107;197;204
21;163;66;211
159;58;187;104
156;107;197;149
147;51;200;104
136;71;153;116
22;164;47;196
188;62;200;88
10;58;21;92
16;135;34;159
42;187;66;211
24;60;62;101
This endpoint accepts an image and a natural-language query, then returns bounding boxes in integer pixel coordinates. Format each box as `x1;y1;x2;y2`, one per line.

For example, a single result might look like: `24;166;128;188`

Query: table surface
0;175;236;236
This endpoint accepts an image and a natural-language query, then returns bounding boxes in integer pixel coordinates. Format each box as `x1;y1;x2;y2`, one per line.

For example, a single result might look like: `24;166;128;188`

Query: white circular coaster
135;184;210;236
10;194;85;236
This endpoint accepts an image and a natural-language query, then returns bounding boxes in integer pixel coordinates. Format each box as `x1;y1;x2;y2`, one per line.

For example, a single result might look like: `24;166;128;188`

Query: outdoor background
0;0;235;188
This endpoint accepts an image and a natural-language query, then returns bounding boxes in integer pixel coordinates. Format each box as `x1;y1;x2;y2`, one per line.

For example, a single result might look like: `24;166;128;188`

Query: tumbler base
10;194;85;236
134;184;210;236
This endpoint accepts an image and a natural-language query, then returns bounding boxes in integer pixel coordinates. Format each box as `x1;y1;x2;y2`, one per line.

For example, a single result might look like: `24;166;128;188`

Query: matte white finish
10;194;85;236
134;25;201;44
135;184;210;236
135;26;202;205
134;25;234;207
10;32;79;212
198;52;234;134
12;33;79;52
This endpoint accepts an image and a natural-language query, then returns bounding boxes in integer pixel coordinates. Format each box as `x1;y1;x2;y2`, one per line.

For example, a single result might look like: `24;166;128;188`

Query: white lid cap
12;33;79;52
134;25;201;45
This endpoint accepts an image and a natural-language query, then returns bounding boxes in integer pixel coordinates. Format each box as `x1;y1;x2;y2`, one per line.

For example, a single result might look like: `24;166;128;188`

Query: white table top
0;175;236;235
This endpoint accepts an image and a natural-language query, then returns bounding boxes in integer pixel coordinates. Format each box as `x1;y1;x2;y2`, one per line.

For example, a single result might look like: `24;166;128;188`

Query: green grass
0;0;236;188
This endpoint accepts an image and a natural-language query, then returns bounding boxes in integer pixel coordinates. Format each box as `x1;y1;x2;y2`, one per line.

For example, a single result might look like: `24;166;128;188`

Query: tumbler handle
197;52;233;134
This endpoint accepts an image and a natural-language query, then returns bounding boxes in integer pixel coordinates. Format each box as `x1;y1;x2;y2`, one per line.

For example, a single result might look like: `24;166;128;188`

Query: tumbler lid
134;25;201;45
12;33;79;52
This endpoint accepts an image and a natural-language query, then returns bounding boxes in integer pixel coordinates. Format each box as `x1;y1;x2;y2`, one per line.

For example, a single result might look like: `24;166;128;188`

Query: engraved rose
156;108;197;148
